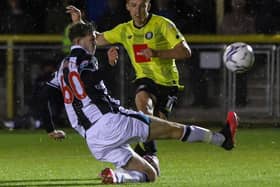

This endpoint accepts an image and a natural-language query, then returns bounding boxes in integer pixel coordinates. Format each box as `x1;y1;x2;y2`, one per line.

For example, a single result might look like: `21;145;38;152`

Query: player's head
126;0;151;27
69;22;96;54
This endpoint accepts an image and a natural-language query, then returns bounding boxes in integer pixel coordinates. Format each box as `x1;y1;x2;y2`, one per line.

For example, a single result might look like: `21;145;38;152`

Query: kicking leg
148;111;238;150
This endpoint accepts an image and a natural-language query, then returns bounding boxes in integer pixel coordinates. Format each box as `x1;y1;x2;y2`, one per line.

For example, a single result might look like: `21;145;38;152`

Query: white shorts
85;108;150;168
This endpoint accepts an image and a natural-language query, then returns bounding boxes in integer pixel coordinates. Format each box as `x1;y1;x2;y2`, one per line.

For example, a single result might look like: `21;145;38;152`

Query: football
223;42;255;73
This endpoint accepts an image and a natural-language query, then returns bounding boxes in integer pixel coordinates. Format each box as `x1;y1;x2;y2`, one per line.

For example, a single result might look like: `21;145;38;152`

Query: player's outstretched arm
40;77;66;141
66;5;84;24
66;5;110;46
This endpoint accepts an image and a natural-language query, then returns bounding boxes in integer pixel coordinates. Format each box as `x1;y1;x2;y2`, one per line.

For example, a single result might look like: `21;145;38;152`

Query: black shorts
134;78;178;116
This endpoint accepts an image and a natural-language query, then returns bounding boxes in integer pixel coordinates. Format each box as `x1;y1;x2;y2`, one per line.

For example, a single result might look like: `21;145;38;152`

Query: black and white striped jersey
46;45;120;136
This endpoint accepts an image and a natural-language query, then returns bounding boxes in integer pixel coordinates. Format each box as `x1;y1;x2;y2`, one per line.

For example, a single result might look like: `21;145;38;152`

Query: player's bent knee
123;154;157;182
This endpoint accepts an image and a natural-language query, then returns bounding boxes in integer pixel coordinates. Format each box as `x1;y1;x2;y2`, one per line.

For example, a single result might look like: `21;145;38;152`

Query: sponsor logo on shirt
133;44;151;63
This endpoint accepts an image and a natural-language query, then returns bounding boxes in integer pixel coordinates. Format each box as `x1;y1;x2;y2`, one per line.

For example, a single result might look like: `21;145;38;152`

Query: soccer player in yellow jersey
66;0;191;175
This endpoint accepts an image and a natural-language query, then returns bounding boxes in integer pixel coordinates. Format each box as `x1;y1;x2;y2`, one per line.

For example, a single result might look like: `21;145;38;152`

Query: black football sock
143;140;157;156
134;143;146;156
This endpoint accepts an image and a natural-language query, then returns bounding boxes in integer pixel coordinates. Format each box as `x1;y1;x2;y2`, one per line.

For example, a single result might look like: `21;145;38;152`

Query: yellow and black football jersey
104;14;186;88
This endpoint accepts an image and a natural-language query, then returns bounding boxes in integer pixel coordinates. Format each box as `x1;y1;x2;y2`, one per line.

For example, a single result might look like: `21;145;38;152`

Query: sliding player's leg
100;146;157;184
101;111;239;184
148;111;238;150
86;111;158;184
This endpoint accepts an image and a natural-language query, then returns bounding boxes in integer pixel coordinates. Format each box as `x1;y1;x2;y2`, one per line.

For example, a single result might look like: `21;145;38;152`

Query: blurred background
0;0;280;130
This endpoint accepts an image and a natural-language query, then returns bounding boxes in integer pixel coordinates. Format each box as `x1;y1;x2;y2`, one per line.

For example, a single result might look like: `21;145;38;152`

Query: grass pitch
0;128;279;187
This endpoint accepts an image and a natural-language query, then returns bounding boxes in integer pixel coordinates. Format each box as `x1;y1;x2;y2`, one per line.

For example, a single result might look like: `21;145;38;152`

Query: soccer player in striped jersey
66;0;192;174
44;22;238;184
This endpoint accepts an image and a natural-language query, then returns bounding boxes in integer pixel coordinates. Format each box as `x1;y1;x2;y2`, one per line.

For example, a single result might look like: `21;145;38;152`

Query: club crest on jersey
145;32;153;40
128;35;133;39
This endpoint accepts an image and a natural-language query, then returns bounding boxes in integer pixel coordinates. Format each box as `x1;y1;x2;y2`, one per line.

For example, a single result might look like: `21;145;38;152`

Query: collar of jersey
71;45;91;55
133;14;152;29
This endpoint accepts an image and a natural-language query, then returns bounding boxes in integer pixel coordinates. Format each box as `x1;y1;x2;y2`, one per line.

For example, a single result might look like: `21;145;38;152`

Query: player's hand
107;47;119;66
66;5;82;24
142;48;157;58
48;130;66;141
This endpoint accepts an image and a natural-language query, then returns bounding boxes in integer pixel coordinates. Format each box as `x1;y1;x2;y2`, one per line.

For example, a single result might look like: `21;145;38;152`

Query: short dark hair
68;22;96;42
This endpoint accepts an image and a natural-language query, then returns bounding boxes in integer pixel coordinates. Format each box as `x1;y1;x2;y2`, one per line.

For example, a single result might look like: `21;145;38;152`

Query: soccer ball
223;42;254;73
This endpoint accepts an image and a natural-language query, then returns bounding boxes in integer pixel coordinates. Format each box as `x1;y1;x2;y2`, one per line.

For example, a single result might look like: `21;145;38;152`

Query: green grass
0;128;280;186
